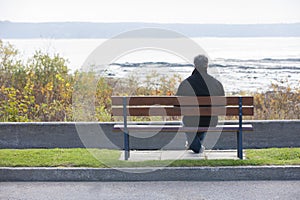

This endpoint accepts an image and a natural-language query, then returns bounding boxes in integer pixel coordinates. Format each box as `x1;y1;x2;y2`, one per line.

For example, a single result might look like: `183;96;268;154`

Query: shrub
0;40;299;121
253;83;300;119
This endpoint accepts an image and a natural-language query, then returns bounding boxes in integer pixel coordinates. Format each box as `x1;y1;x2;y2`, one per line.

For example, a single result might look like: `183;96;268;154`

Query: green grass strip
0;148;299;168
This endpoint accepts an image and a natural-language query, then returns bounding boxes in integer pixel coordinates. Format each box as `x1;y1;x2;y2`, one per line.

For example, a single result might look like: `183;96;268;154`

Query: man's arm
218;81;225;96
176;80;193;96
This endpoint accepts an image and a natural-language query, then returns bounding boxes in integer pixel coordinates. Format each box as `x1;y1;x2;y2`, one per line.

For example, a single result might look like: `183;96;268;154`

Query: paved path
120;150;242;161
1;181;299;200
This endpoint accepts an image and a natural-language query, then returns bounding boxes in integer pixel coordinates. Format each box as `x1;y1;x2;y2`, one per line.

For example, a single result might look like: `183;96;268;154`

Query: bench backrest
111;96;254;117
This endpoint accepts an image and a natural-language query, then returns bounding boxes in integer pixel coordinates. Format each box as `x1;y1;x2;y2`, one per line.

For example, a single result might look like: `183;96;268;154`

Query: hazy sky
0;0;299;24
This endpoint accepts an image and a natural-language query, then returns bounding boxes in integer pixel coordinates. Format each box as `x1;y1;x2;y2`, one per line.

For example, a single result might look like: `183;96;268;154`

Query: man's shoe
199;145;205;153
185;141;205;154
185;141;189;150
191;145;205;154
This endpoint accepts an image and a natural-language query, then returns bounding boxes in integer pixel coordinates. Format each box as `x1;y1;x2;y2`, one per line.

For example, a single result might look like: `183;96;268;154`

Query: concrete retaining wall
0;120;299;150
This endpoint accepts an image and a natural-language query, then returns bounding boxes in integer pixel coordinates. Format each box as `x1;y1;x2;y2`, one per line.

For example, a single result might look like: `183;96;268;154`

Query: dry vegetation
0;40;299;122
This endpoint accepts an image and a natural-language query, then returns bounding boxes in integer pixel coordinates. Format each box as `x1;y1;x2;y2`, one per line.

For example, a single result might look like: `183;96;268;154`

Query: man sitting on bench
176;54;225;153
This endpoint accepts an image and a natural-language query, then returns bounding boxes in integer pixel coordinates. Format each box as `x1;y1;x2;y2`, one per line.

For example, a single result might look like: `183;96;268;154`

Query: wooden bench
112;96;254;160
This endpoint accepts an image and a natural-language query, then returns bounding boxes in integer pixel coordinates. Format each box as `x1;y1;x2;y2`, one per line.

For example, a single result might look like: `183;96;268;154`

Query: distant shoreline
1;21;300;39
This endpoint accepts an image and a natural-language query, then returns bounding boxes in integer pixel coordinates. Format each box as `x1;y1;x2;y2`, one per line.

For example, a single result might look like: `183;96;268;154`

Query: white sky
0;0;299;24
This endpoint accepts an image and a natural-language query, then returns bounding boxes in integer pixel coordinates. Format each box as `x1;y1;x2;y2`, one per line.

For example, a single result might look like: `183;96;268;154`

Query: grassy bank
0;148;299;168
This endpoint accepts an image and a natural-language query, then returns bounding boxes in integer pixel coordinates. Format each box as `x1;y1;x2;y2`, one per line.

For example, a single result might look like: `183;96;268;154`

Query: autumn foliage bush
0;40;74;121
253;83;300;120
0;40;299;122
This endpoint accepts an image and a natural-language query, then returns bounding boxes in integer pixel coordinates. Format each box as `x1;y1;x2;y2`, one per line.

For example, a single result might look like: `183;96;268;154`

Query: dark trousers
186;132;206;153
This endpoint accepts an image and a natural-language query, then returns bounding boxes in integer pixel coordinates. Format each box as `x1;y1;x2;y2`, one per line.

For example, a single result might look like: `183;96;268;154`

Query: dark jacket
176;69;225;127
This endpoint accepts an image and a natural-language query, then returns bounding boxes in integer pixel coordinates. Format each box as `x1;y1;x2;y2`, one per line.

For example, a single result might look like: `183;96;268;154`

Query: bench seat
113;124;253;132
112;96;254;160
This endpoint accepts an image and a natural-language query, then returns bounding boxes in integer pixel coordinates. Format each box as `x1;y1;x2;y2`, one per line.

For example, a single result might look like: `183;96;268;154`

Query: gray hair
194;55;208;72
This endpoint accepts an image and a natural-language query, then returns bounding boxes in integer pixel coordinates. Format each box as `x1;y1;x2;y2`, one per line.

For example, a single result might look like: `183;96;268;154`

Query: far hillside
1;21;300;38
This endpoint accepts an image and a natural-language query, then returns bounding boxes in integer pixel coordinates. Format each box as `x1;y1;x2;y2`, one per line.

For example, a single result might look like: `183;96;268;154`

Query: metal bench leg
124;131;130;160
123;97;130;160
237;96;243;160
237;131;243;159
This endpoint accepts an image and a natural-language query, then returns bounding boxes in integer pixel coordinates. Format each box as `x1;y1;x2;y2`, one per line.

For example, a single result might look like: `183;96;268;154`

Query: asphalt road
1;181;299;200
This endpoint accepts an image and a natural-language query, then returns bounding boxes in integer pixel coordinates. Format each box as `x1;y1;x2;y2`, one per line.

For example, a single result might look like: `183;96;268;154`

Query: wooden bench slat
113;124;254;132
111;96;254;106
112;106;254;116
